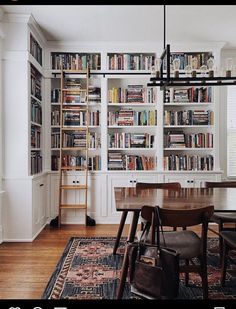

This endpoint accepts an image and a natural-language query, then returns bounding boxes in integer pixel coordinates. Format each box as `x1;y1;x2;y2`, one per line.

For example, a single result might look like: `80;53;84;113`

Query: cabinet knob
130;180;133;183
73;180;75;184
133;180;137;183
39;184;44;187
77;180;80;184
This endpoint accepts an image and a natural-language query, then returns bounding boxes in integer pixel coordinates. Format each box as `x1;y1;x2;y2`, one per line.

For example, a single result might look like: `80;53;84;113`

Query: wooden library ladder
58;65;90;227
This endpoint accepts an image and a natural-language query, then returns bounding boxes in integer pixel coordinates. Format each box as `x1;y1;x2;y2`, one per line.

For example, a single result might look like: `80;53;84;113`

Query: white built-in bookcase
44;47;221;175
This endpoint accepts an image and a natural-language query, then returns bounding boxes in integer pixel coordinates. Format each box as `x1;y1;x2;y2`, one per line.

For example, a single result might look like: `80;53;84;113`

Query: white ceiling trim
28;14;47;47
0;7;4;21
3;13;31;23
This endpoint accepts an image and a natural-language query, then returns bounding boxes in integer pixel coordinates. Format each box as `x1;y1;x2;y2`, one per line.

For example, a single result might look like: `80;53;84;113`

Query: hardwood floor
0;223;219;299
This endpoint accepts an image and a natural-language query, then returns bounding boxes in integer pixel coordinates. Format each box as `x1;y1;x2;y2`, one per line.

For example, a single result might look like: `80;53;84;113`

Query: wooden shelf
59;204;87;209
60;185;87;190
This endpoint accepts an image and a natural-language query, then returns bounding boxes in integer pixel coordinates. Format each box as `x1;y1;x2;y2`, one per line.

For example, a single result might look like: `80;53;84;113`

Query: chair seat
220;231;236;248
160;231;201;259
211;212;236;223
137;230;201;259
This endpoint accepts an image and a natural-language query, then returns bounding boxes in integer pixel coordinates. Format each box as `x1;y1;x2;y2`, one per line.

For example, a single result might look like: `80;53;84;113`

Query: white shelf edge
31;94;42;104
31;121;42;127
164;148;214;151
108;148;155;151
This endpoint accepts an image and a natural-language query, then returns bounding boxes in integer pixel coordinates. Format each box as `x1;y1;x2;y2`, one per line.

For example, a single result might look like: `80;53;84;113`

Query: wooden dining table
114;186;236;255
114;186;236;298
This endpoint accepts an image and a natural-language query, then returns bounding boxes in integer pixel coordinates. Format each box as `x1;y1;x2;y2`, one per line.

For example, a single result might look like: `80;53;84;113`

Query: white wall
219;49;236;179
0;9;4;243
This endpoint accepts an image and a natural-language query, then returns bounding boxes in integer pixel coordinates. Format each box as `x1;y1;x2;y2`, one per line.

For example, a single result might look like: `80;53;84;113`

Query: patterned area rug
42;237;236;299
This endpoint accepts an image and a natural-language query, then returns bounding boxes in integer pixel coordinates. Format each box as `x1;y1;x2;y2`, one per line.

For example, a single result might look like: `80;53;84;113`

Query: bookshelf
107;77;158;171
30;64;43;175
163;85;215;172
30;34;43;66
50;73;101;172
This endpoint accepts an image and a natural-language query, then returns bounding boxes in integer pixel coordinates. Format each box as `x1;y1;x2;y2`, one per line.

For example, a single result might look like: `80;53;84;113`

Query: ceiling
1;5;236;49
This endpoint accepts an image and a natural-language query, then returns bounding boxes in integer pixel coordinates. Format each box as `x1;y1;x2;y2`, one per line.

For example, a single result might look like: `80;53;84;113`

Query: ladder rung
59;204;87;209
61;166;87;170
61;147;87;151
61;127;87;131
62;108;88;112
63;69;87;74
62;88;87;92
60;185;87;190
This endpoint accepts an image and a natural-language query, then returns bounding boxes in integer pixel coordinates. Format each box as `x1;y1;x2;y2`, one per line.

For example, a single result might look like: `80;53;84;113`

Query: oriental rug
42;236;236;299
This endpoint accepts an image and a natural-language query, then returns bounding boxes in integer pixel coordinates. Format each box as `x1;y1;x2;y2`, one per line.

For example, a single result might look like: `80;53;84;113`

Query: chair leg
218;221;223;265
185;259;189;286
200;255;208;299
221;241;229;287
113;211;128;255
117;244;130;299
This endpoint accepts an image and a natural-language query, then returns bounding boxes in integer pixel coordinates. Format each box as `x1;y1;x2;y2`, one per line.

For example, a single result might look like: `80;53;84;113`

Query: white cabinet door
164;175;186;187
32;176;47;237
50;174;60;219
164;174;222;188
133;174;160;186
107;174;134;221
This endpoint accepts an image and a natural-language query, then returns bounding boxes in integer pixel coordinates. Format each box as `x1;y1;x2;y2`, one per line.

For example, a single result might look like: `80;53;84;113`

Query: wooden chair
113;182;181;254
140;205;214;299
205;181;236;263
136;182;182;232
220;231;236;286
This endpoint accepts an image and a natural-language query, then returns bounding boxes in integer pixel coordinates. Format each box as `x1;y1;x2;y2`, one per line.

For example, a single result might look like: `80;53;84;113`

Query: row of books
51;86;101;104
163;154;214;171
107;53;155;70
64;111;100;126
30;35;42;66
31;98;42;124
51;109;60;126
51;155;101;171
108;109;157;126
108;153;155;170
164;87;212;103
164;52;213;70
31;152;42;174
164;132;213;148
31;126;41;148
108;85;156;104
108;133;154;149
51;53;101;70
51;131;60;148
164;110;214;126
62;132;101;148
31;66;42;101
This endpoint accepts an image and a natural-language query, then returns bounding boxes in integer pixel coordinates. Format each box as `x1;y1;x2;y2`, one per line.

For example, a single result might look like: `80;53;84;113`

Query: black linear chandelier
148;5;236;88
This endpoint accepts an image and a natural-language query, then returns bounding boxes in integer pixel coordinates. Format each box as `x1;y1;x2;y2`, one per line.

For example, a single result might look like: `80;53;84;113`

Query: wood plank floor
0;223;219;299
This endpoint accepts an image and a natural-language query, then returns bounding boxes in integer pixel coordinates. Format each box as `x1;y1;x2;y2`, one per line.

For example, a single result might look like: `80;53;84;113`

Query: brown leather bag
128;206;179;299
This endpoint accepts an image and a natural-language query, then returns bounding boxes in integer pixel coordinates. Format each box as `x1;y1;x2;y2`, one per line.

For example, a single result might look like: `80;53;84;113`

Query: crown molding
0;7;4;21
28;14;47;47
3;13;31;24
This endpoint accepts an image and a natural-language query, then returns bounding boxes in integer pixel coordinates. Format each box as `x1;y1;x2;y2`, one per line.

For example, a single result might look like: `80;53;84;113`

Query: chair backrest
141;205;214;245
136;182;181;190
141;205;214;229
205;181;236;188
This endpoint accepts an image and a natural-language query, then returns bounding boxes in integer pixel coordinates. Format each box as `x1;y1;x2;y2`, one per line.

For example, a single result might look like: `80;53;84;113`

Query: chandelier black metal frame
147;5;236;88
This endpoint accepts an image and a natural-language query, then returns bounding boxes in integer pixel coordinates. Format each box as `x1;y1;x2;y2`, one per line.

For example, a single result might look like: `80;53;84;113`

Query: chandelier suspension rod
164;5;166;49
